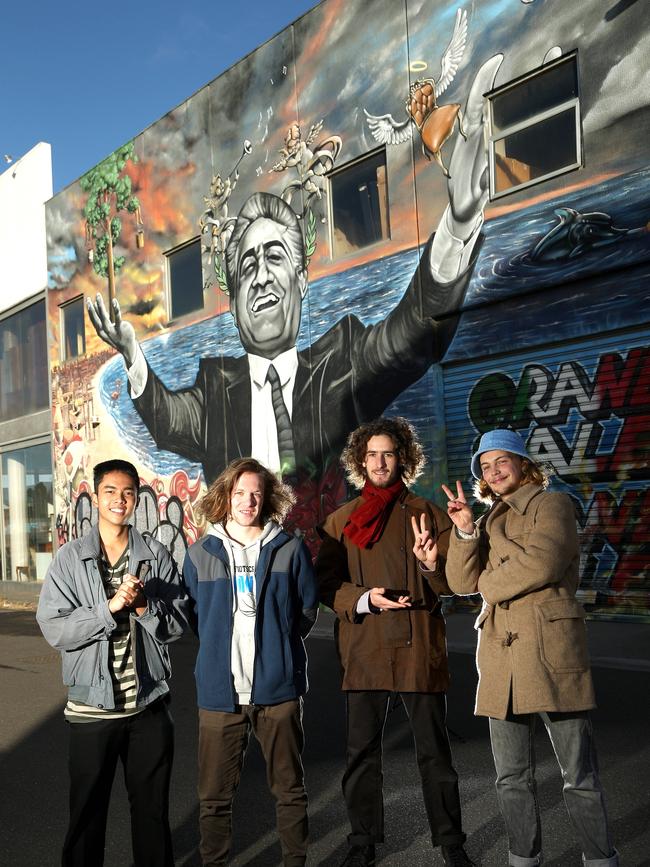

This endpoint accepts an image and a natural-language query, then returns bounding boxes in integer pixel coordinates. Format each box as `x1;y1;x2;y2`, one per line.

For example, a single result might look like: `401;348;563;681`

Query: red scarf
343;479;405;549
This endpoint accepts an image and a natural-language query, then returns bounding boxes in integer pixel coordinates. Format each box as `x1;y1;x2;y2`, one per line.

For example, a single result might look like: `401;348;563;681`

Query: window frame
164;236;205;323
326;146;391;261
59;294;86;362
0;433;54;582
487;52;582;200
0;295;49;425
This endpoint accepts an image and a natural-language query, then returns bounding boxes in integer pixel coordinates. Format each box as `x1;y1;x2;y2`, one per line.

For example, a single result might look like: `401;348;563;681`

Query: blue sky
1;0;316;193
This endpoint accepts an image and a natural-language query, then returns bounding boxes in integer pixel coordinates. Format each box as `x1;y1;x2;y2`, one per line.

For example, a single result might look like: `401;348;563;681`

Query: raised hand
411;513;439;570
447;53;504;235
441;481;475;534
87;294;139;368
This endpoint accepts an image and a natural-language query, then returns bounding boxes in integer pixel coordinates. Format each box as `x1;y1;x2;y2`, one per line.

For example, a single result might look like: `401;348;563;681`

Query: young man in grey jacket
37;459;186;867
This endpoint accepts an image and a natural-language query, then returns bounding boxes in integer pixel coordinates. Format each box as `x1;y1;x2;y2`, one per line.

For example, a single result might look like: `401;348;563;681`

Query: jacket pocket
535;598;590;673
62;644;100;687
139;629;172;681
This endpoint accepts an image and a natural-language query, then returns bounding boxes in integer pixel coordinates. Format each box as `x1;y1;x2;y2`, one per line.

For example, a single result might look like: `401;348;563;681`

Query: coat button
406;640;411;646
499;601;510;610
98;704;104;709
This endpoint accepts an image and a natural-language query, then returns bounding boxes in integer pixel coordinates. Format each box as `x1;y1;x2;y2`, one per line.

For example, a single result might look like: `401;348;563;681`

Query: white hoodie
208;520;283;705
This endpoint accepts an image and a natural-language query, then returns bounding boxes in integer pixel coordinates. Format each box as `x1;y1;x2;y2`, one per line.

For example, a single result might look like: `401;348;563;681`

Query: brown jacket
316;489;453;693
446;483;596;720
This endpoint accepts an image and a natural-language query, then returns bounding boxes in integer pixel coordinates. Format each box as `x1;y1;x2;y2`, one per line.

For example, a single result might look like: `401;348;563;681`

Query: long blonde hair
198;458;295;525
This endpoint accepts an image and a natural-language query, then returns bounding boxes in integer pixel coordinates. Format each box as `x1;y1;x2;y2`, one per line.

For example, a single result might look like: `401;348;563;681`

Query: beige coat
446;484;595;719
317;490;453;693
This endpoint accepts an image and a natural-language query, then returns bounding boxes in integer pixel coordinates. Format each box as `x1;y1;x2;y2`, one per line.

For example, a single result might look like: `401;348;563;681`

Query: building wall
45;0;650;616
0;142;54;582
0;142;52;309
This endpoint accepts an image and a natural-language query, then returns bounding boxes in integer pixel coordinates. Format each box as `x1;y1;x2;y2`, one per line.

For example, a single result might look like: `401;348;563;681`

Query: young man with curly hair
183;458;319;867
443;428;618;867
316;417;475;867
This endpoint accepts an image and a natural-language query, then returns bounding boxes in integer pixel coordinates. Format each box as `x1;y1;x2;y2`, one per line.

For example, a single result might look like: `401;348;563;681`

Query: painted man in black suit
88;57;502;488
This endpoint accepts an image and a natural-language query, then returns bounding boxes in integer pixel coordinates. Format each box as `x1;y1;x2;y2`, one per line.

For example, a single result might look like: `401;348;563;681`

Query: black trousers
62;698;174;867
343;691;466;848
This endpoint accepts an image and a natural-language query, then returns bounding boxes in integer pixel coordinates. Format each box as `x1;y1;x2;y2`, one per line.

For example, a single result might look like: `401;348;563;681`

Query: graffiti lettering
467;346;650;611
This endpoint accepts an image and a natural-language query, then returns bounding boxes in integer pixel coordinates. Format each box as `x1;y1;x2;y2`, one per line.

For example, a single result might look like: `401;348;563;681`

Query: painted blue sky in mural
0;0;314;193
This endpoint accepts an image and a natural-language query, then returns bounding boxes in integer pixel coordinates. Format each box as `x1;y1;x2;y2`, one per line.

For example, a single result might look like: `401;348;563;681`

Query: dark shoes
441;844;476;867
338;842;473;866
340;844;376;866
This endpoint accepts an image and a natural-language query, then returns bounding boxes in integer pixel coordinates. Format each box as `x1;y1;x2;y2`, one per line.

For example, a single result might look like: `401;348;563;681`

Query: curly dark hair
473;458;550;504
341;416;426;490
198;458;296;525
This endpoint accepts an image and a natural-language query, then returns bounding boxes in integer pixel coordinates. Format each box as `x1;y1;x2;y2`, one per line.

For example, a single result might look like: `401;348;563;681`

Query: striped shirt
65;546;142;722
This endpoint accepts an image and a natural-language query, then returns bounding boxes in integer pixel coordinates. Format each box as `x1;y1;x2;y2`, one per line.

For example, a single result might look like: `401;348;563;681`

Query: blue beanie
470;429;531;480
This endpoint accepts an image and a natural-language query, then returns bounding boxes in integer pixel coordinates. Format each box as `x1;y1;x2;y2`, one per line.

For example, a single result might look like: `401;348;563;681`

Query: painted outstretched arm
430;54;503;282
87;293;207;459
87;294;139;369
356;55;503;382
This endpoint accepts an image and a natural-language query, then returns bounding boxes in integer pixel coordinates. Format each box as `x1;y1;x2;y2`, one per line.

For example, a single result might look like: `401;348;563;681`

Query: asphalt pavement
1;606;648;866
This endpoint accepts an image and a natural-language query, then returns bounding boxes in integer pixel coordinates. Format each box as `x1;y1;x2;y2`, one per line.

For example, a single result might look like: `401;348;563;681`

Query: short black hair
93;459;140;494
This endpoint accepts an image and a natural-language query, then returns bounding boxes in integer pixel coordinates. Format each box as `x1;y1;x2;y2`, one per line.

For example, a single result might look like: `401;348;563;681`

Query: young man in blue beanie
438;429;618;867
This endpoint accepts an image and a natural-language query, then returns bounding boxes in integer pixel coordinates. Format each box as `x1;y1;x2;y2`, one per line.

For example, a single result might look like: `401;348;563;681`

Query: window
166;238;204;320
60;296;86;360
1;441;53;581
0;300;48;423
329;149;389;259
488;53;581;198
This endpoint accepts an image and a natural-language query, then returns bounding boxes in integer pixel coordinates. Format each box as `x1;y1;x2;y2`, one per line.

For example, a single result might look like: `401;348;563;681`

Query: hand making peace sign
441;481;475;535
411;513;439;571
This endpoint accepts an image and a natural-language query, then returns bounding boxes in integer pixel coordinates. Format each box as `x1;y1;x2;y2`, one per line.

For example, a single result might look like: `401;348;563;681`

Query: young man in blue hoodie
183;457;319;867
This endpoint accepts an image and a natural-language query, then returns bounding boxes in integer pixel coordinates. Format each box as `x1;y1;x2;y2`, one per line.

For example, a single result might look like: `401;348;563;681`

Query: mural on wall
84;50;503;550
45;0;650;613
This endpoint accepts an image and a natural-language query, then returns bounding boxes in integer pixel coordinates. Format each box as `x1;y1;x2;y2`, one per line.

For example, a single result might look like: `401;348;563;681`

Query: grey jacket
37;525;186;710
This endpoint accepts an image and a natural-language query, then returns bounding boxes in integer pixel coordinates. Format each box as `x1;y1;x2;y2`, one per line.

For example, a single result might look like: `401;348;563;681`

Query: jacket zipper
249;543;272;705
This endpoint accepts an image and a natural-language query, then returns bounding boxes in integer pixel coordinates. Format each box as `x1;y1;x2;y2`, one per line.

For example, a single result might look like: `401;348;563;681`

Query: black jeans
343;691;466;848
62;698;175;867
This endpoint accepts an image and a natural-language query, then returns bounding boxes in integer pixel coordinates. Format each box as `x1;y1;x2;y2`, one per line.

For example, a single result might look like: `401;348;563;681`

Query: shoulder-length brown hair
473;456;550;504
198;458;296;525
341;416;425;490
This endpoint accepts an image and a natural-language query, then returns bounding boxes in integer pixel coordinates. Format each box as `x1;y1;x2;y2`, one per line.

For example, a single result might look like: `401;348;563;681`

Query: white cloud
583;33;650;132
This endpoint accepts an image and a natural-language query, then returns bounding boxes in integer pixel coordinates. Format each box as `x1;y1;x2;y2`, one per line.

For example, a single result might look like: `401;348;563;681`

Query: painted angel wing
364;109;412;145
435;7;468;98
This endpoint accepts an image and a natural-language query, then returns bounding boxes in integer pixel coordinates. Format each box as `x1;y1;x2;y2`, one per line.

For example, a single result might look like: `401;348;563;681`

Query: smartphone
383;588;411;602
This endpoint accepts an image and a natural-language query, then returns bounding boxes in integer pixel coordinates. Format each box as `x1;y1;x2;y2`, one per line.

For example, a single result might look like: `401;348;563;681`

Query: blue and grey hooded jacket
183;524;319;711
